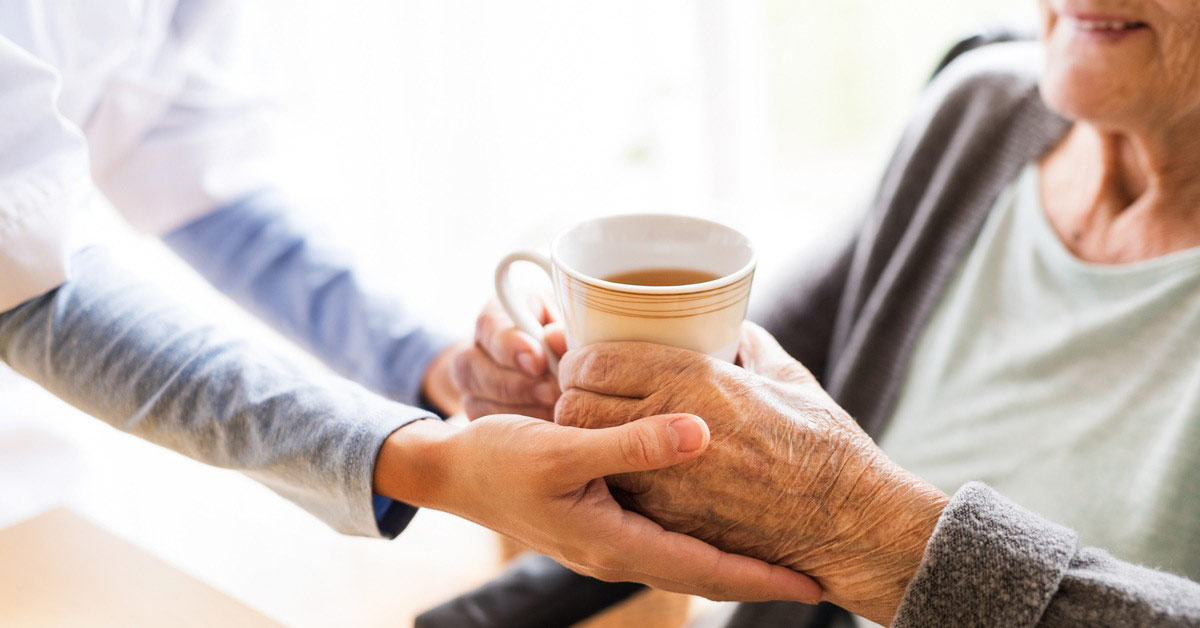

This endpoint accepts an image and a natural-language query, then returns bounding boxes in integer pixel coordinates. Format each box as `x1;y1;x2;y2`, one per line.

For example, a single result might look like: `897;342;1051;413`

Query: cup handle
495;250;559;374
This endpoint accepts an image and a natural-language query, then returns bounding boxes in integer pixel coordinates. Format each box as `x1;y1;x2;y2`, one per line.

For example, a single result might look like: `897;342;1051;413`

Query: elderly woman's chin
1038;68;1140;127
1038;33;1157;128
1037;1;1200;130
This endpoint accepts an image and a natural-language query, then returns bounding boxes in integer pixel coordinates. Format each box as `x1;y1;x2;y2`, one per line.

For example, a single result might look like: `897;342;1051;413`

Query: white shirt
0;0;273;311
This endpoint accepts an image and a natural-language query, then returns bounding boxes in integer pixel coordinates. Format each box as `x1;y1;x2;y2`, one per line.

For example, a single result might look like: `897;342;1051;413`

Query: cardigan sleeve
894;482;1200;627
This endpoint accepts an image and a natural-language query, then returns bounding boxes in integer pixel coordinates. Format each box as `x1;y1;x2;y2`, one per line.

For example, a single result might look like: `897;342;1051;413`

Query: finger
463;396;555;421
453;347;559;406
475;300;546;377
559;341;713;398
594;554;820;604
526;291;558;326
737;322;816;385
544;322;567;359
555;388;640;429
588;509;822;603
561;414;709;481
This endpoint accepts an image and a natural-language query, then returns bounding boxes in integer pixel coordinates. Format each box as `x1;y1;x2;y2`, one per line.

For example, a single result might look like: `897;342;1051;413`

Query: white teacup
495;214;756;371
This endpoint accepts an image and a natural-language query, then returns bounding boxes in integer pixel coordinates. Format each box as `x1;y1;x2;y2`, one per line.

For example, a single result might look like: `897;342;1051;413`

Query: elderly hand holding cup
454;213;757;419
457;213;953;624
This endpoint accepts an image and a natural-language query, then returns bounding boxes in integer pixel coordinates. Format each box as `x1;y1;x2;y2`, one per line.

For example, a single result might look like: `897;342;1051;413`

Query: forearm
163;190;455;409
0;247;434;537
894;482;1200;627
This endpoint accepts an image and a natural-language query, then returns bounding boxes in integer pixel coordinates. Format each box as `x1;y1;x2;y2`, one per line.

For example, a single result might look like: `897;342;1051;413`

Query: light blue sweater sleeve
0;247;433;537
162;190;455;410
163;190;455;535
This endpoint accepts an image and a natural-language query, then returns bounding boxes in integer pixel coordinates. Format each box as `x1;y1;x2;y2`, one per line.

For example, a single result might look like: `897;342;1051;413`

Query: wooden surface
0;508;277;627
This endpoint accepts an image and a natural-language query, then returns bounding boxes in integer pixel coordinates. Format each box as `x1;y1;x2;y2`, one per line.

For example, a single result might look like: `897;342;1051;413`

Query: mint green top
879;164;1200;581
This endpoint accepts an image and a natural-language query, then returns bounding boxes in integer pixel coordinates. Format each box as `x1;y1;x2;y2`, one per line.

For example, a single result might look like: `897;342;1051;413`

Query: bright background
258;0;1038;332
1;1;1037;626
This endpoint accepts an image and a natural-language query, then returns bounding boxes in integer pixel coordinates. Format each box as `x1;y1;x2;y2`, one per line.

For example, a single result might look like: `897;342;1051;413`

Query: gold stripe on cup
562;273;752;303
575;273;752;300
559;271;754;319
567;288;751;316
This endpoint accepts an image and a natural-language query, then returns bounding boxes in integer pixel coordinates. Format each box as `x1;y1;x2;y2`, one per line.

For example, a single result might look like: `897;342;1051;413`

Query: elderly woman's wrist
769;447;947;624
827;471;949;624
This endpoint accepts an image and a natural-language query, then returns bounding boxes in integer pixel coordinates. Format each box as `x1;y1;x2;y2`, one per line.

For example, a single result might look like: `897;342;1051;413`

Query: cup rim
549;213;758;295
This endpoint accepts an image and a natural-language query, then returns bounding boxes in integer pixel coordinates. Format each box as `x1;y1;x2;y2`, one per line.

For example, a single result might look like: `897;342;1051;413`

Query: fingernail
517;352;539;376
668;417;705;453
534;381;557;405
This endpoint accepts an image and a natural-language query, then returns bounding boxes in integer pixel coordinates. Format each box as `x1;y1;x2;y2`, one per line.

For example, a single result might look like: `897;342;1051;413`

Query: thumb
567;414;710;481
738;322;816;384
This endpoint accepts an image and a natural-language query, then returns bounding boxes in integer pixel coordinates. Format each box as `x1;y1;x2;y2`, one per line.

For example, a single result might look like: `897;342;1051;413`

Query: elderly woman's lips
1061;16;1149;41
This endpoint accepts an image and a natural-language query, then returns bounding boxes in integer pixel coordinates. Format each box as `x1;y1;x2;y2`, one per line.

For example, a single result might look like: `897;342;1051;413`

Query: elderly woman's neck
1039;121;1200;264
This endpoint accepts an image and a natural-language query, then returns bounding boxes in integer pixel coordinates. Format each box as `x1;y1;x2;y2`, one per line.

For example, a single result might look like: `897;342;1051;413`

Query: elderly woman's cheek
1161;30;1200;110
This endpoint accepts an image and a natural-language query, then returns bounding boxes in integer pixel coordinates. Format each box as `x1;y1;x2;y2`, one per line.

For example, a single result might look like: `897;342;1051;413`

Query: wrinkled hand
452;297;566;420
376;412;822;603
556;323;949;624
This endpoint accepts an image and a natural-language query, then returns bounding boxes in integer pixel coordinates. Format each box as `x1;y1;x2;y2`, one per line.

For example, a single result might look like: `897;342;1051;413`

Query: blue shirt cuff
373;493;419;539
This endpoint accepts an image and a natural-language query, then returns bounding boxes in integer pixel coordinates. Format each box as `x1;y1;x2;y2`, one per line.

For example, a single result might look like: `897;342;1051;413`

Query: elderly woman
453;1;1200;626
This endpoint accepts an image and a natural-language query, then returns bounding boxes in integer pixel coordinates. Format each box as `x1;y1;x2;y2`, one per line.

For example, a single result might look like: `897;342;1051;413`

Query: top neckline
1020;163;1200;278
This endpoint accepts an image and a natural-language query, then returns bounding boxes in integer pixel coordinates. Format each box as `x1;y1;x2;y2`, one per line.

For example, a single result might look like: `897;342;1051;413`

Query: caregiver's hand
373;412;822;603
452;298;566;420
556;323;950;625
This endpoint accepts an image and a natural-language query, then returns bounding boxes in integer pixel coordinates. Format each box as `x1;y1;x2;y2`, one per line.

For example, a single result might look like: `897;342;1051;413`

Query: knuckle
474;311;494;345
591;571;621;583
682;572;723;599
555;390;605;427
554;390;583;426
497;373;531;404
777;361;815;384
620;426;661;468
639;394;678;420
578;347;614;386
557;349;581;381
462;397;492;420
579;548;623;575
451;350;475;391
579;563;622;583
493;328;522;363
705;590;736;602
675;352;710;378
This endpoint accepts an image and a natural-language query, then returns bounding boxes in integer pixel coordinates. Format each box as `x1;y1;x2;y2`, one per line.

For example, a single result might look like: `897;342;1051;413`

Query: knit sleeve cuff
893;482;1078;628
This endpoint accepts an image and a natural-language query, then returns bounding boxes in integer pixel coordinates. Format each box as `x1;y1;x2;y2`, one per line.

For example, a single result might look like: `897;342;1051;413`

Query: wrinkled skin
556;323;950;624
378;412;822;603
